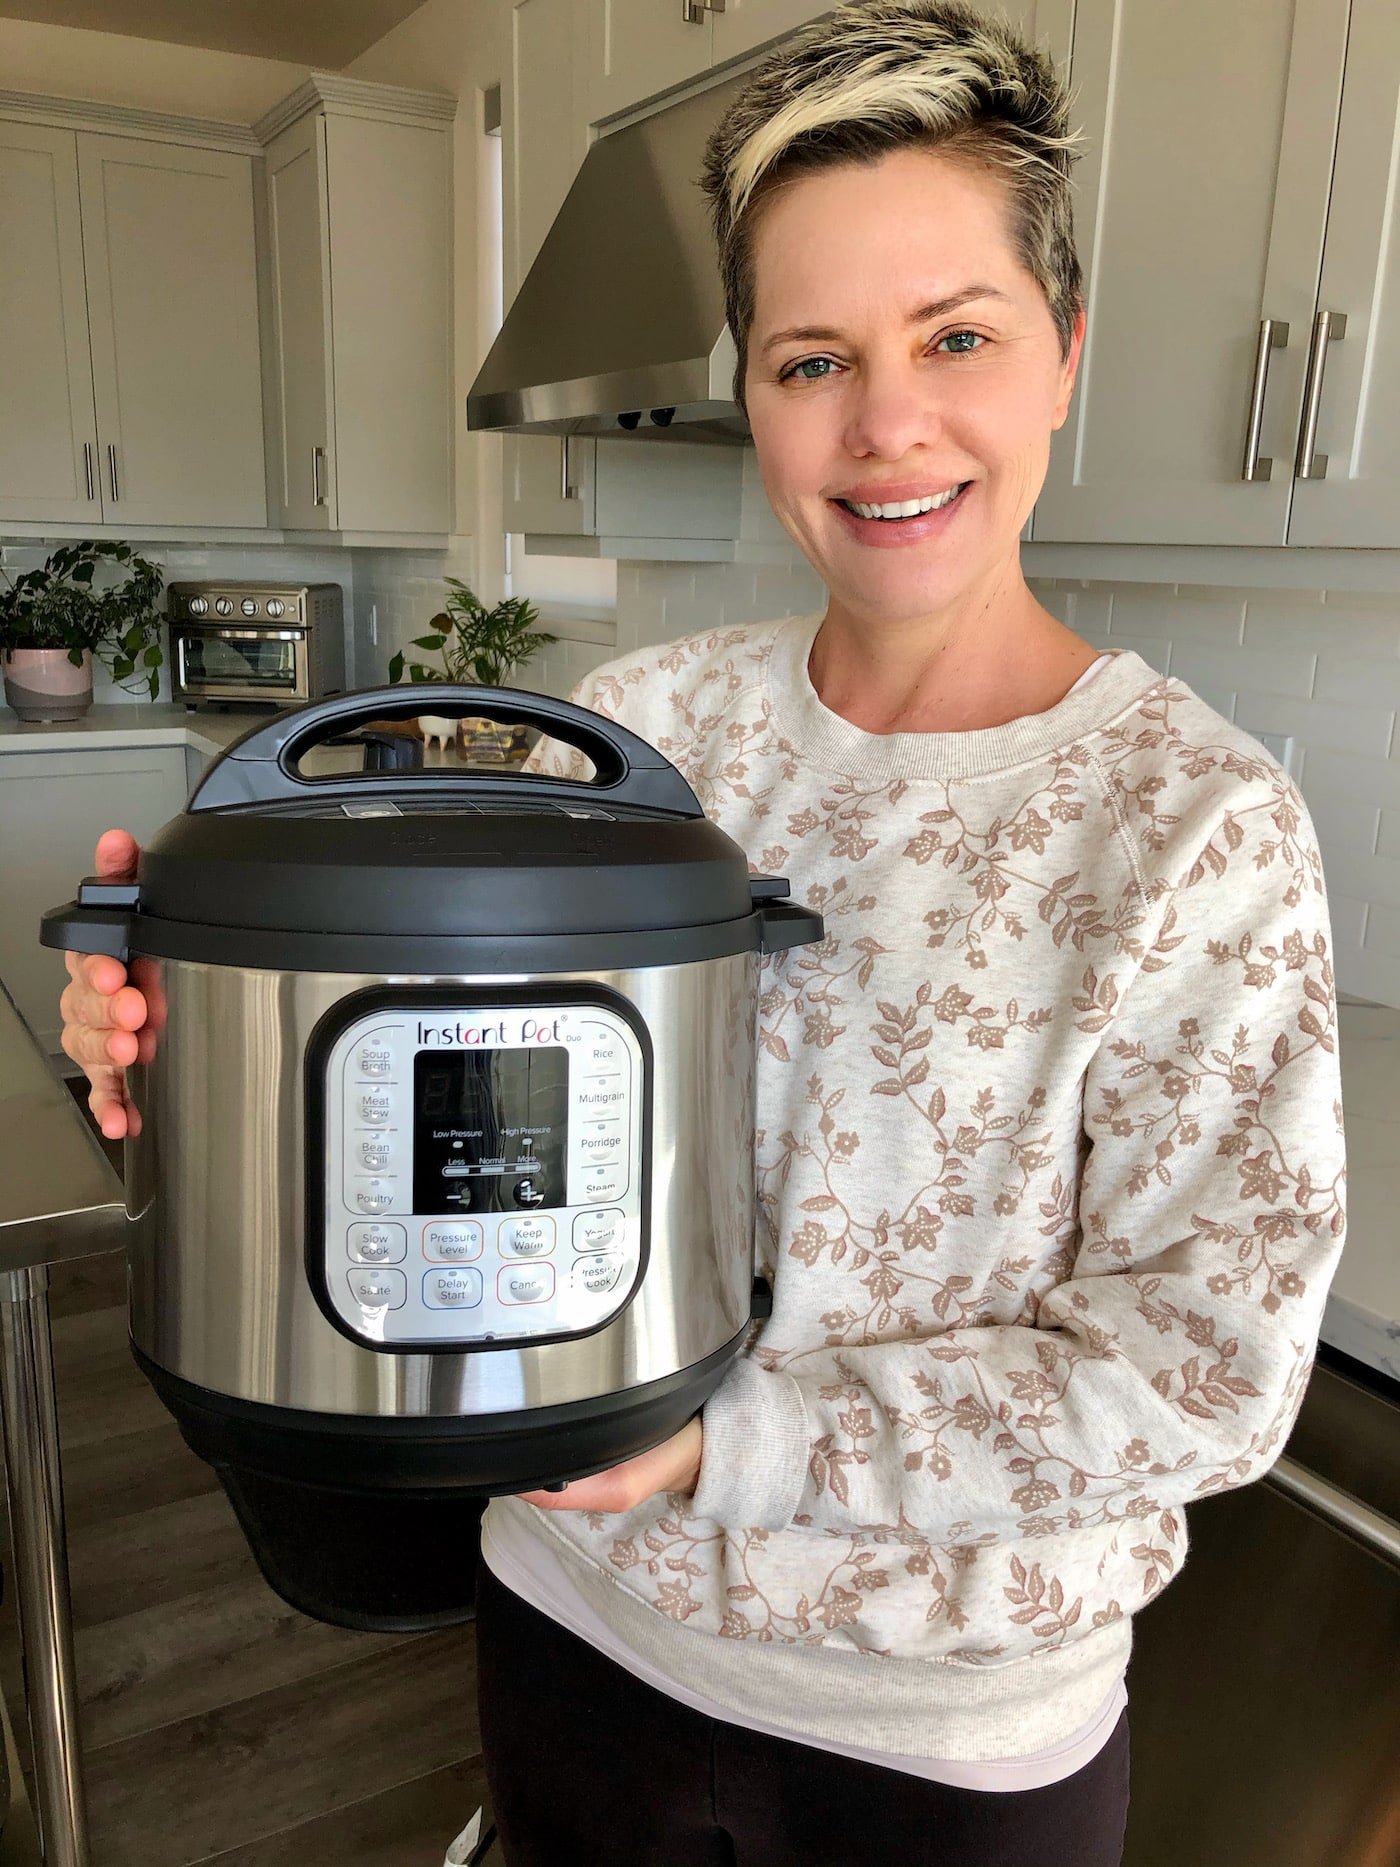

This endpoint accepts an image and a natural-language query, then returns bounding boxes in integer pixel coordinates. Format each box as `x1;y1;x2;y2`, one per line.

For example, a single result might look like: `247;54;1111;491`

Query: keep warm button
498;1263;555;1305
499;1216;555;1258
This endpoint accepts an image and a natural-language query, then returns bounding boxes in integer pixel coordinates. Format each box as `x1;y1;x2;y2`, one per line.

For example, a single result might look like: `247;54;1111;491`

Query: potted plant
0;540;165;722
387;578;556;763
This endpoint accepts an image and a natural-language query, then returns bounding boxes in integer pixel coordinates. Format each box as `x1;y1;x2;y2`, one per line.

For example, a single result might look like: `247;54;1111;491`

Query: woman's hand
59;829;154;1139
516;1418;703;1513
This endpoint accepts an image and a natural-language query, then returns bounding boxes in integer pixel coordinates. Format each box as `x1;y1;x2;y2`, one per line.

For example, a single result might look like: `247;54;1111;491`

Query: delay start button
423;1268;483;1309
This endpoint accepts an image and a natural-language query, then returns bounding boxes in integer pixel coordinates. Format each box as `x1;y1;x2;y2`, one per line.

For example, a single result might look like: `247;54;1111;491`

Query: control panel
317;998;646;1348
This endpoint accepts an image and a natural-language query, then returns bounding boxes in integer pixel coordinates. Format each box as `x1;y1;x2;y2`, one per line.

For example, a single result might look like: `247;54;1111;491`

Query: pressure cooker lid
41;687;825;971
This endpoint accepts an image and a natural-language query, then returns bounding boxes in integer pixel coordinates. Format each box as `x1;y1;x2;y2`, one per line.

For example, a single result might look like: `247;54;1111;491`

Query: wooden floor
0;1095;492;1865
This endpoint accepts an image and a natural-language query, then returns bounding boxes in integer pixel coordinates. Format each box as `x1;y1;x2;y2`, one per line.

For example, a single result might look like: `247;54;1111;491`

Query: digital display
412;1047;569;1214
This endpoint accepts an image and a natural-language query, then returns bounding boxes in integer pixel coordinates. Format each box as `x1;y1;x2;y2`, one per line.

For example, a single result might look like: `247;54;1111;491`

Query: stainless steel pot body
124;952;758;1420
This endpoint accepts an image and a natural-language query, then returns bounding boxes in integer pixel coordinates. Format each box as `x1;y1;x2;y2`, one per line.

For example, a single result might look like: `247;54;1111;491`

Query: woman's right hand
60;829;152;1140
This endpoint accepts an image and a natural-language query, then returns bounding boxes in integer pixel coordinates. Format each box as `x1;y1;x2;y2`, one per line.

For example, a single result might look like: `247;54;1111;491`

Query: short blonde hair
698;0;1084;415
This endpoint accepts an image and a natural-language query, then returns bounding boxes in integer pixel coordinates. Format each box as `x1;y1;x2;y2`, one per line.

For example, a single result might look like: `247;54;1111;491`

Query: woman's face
743;147;1084;630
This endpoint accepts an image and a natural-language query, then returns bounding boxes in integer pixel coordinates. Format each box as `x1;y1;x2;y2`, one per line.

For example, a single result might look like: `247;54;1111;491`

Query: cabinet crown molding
0;86;260;152
253;70;456;145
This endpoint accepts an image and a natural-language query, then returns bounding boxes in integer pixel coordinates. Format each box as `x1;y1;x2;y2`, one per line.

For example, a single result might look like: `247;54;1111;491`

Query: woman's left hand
515;1418;702;1513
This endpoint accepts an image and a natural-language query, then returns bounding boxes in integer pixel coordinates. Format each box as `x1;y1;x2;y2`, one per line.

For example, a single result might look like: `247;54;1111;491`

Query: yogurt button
572;1210;623;1254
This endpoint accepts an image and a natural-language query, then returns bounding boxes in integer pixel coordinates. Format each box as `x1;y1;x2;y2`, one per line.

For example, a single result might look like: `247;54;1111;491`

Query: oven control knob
265;597;285;618
214;597;234;617
187;596;208;616
513;1176;546;1209
240;598;259;617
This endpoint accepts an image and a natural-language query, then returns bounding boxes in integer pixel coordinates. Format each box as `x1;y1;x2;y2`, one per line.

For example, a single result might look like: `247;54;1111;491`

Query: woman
62;4;1346;1863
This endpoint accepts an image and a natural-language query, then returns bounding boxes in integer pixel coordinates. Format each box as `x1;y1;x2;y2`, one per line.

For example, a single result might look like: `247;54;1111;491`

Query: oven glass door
177;627;306;697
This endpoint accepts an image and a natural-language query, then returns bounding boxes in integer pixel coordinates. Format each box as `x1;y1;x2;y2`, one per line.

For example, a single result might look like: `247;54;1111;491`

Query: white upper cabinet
1287;0;1400;547
256;77;455;540
0;122;100;525
587;0;718;123
78;133;267;528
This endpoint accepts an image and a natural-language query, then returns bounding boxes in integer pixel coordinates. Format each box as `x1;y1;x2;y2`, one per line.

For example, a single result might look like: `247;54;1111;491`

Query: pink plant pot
3;648;94;722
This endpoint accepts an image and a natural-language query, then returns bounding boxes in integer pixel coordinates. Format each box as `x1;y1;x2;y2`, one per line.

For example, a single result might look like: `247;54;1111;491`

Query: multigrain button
576;1080;626;1117
348;1222;407;1264
572;1209;623;1254
423;1268;483;1309
422;1221;483;1261
499;1216;555;1258
347;1267;406;1309
498;1263;555;1305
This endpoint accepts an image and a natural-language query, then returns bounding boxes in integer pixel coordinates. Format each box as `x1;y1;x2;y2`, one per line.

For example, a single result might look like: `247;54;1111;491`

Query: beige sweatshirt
489;613;1347;1760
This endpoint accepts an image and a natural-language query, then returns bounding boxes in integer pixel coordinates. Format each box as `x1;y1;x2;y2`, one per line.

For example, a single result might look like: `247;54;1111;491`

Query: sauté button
348;1222;407;1264
422;1221;483;1261
423;1268;483;1309
498;1263;555;1305
347;1267;406;1309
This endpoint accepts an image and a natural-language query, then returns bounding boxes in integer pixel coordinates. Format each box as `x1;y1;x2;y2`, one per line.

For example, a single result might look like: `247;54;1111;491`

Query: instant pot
42;687;821;1631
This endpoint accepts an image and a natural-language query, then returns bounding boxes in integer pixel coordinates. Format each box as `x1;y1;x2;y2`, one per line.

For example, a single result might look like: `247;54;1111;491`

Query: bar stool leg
0;1265;90;1867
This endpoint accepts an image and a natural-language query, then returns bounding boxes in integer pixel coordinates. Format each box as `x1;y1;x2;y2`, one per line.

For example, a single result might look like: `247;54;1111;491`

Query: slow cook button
572;1209;623;1254
572;1253;624;1296
354;1180;395;1214
498;1216;555;1258
355;1044;393;1079
347;1267;406;1309
348;1222;407;1264
498;1263;555;1305
423;1268;483;1309
422;1221;483;1262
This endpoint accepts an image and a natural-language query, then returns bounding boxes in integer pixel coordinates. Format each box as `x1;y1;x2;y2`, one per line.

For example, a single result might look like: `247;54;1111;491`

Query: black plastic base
131;1334;747;1631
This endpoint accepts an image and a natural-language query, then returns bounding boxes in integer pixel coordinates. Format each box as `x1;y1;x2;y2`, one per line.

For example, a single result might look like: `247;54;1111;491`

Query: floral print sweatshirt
488;614;1347;1760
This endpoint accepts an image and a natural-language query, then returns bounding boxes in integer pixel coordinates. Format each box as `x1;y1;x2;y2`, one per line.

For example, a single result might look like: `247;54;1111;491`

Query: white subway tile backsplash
1104;592;1247;646
1235;691;1395;760
1169;641;1317;702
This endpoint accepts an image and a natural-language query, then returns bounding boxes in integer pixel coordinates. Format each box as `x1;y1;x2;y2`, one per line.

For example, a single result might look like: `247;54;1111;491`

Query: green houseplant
388;578;556;762
0;540;165;721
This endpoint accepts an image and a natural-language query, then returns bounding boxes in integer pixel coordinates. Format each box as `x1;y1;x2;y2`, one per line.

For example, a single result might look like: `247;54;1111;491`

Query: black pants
476;1559;1131;1867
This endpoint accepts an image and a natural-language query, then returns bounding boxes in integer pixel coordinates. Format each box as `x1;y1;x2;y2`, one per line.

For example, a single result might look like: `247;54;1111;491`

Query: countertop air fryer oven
43;686;822;1631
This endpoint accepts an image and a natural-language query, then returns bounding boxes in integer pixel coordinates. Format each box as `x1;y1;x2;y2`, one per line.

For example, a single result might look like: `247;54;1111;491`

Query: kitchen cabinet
0;122;100;525
78;134;266;528
1286;0;1400;547
0;745;189;1054
0;115;266;530
1036;0;1398;550
257;78;455;540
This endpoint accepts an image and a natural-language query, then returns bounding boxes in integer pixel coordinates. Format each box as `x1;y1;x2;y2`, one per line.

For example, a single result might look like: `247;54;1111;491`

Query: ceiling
0;0;428;66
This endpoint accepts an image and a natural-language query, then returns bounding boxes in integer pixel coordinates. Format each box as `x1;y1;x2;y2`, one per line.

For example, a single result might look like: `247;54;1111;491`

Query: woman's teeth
839;485;966;519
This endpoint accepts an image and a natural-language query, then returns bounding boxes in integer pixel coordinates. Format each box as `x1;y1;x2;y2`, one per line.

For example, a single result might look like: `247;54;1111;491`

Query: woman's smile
828;478;973;546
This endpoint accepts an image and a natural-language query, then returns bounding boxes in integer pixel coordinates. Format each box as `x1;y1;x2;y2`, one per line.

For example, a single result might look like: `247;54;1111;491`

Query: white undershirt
481;652;1124;1795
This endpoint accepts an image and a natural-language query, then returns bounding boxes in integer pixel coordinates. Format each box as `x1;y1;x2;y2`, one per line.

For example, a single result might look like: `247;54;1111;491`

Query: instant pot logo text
416;1016;564;1048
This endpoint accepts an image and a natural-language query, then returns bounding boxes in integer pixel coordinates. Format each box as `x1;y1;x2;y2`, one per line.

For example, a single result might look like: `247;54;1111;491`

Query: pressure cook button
573;1253;624;1296
355;1044;393;1078
354;1181;395;1213
348;1267;406;1309
423;1268;483;1309
348;1222;407;1264
499;1215;555;1257
499;1263;555;1305
572;1209;623;1254
422;1221;483;1261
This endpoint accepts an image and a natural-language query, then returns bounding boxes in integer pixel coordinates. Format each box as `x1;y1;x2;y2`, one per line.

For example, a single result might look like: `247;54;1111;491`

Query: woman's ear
1051;304;1088;431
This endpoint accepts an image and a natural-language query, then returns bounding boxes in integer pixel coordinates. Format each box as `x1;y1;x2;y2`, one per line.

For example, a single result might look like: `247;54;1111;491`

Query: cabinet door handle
1241;318;1288;482
312;445;326;507
106;444;119;502
1295;310;1347;481
560;435;577;502
83;442;95;502
683;0;725;18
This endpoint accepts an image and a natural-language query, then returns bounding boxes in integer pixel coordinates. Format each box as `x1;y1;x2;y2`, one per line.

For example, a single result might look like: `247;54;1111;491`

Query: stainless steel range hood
466;74;751;447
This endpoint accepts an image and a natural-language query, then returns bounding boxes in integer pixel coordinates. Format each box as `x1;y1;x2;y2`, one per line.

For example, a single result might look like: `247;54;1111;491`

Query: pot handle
187;684;704;819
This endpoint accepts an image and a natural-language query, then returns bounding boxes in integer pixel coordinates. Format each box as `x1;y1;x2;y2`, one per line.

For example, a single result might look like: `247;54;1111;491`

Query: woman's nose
841;358;946;461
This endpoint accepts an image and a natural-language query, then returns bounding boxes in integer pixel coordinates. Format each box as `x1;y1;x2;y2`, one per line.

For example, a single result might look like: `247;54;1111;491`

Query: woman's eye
781;356;836;383
779;331;986;383
938;329;984;354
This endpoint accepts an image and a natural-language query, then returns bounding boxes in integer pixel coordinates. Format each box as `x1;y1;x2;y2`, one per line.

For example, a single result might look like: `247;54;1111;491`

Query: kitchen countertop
4;710;1394;1382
